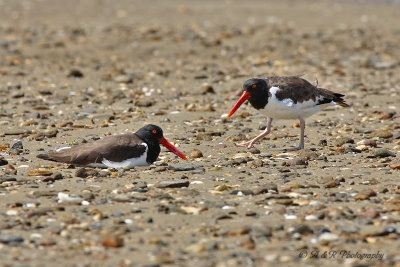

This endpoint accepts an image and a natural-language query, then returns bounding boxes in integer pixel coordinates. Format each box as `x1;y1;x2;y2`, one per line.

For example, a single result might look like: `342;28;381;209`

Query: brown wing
266;76;349;107
37;133;147;165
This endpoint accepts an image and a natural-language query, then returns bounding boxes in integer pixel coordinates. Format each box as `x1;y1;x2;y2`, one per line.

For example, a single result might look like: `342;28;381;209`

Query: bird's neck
133;133;160;164
146;142;160;164
249;86;270;109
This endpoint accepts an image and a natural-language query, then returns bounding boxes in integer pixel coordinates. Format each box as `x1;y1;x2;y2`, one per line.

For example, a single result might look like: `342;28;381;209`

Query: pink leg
236;118;273;149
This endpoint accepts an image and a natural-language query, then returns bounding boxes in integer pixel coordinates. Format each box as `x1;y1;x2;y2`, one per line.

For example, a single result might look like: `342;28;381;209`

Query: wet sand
0;0;400;266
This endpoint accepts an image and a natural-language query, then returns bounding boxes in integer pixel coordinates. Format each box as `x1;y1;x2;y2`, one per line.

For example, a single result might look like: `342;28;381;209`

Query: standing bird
227;76;349;150
37;124;187;168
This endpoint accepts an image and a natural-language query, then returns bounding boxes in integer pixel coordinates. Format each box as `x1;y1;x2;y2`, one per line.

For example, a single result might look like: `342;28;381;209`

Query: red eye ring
252;84;257;89
152;129;157;134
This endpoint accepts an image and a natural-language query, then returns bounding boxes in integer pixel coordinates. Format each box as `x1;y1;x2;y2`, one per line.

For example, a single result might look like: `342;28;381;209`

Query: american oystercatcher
37;124;187;168
227;76;349;150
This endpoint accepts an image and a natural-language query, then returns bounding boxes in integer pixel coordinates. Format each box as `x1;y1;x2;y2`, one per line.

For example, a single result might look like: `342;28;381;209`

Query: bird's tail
332;92;349;107
318;88;350;107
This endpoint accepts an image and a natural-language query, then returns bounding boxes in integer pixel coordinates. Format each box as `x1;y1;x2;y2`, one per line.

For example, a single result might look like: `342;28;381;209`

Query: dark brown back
266;76;349;107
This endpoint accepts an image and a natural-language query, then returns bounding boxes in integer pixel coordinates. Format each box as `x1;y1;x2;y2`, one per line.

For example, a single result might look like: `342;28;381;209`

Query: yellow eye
252;84;257;89
152;129;157;134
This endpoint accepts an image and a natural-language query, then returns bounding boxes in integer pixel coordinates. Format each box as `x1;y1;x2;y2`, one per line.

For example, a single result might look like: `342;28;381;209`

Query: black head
227;78;270;117
243;78;268;94
243;78;269;109
135;124;187;161
135;124;163;143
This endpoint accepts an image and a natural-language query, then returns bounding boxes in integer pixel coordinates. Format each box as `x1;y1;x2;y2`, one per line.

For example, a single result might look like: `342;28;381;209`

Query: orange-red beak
159;137;188;161
227;91;251;118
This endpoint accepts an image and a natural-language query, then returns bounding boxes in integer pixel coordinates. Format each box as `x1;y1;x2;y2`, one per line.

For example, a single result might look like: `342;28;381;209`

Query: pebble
0;235;24;245
317;177;343;188
285;157;308;166
237;236;255;249
335;137;354;146
180;206;203;215
9;141;23;155
201;83;215;94
39;238;57;247
24;112;41;119
52;172;63;180
6;209;18;216
78;110;96;116
3;129;32;135
363;208;380;218
258;124;267;130
135;100;155;107
153;166;167;172
81;190;95;200
33;130;58;141
27;208;53;218
354;189;377;200
101;235;124;248
75;168;99;178
43;172;63;182
154;256;175;265
294;224;313;235
374;149;396;158
344;145;362;154
360;226;388;237
305;215;318;221
0;157;8;166
110;194;133;203
389;163;400;170
30;190;58;198
318;139;328;146
3;164;17;175
249;147;260;154
28;169;53;176
57;192;83;204
297;149;319;160
370;60;397;69
168;164;204;171
0;176;17;183
370;129;393;139
245;211;258;217
11;141;23;150
67;69;84;78
230;189;254;195
186;243;206;253
250;222;273;238
190;149;203;158
113;74;134;83
284;214;297;220
214;213;233;222
357;139;377;147
155;180;190;188
318;233;339;245
255;183;278;194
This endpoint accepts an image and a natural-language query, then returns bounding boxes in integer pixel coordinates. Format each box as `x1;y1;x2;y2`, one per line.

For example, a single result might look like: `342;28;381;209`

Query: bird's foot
235;141;255;149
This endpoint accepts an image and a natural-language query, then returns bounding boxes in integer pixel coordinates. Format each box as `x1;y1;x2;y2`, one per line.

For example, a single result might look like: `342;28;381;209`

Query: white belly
261;87;327;120
101;143;150;168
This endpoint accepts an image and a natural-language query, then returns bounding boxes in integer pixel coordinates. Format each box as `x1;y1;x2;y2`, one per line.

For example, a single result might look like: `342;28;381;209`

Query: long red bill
159;137;188;161
227;91;251;118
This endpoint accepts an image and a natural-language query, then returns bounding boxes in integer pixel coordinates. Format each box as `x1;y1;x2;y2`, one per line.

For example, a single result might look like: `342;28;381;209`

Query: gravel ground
0;0;400;266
